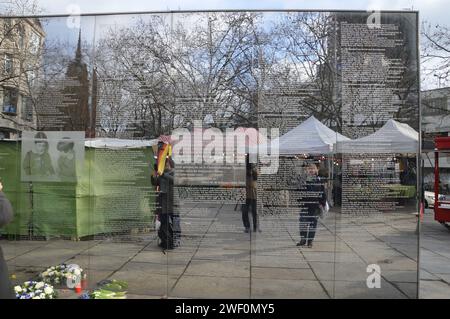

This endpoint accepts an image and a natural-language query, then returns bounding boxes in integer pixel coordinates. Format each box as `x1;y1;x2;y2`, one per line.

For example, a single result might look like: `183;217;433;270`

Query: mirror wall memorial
0;10;420;299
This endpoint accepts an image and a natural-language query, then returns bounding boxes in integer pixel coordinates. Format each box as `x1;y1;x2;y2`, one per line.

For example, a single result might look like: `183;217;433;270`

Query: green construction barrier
0;141;155;238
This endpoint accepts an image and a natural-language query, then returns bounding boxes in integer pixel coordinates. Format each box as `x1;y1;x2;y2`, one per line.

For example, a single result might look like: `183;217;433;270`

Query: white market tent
84;137;159;149
254;116;350;155
335;119;419;154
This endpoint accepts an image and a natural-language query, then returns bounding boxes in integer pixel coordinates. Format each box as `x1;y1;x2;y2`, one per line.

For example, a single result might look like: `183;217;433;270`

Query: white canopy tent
335;119;419;154
252;116;350;156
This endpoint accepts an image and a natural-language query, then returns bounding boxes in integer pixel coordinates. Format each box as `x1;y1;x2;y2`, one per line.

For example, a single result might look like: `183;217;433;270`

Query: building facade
0;17;44;139
422;87;450;138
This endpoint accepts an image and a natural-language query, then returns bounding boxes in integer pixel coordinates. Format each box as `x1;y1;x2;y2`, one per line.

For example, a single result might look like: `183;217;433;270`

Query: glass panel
0;10;420;300
335;12;419;298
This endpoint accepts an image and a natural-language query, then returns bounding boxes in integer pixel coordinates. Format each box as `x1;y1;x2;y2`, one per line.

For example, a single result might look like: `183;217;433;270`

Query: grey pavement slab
65;254;131;271
302;251;362;263
298;241;352;253
42;240;98;250
184;260;250;278
112;271;176;296
251;267;317;280
252;254;309;269
170;275;250;299
419;280;450;299
393;283;418;299
1;241;48;260
434;274;450;284
83;242;146;257
322;280;407;299
420;256;450;274
309;261;369;282
117;261;187;277
420;269;440;280
131;250;194;264
249;247;301;257
193;248;250;261
251;279;328;299
10;248;82;267
198;239;250;250
381;270;418;283
365;256;417;272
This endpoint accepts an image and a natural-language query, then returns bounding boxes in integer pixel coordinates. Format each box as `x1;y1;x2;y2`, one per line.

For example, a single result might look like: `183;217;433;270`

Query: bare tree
94;12;265;138
422;21;450;89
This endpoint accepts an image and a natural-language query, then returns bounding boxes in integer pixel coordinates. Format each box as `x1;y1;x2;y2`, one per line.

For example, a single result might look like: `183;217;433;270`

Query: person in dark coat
0;180;14;299
151;157;175;250
297;162;327;248
242;157;259;233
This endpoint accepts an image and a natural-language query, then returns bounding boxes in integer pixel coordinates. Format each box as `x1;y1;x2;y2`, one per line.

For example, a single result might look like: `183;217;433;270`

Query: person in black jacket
151;158;175;250
297;162;327;248
242;157;259;233
0;180;14;299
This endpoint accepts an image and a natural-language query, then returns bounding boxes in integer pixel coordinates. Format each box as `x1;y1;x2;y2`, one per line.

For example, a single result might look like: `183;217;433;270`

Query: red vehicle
434;137;450;224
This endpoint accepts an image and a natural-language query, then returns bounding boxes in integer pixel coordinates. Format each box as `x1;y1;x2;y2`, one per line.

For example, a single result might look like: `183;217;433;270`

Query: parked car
424;190;445;208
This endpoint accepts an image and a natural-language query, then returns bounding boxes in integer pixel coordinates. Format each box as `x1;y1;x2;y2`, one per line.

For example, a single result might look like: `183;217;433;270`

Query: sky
24;0;450;89
34;0;449;25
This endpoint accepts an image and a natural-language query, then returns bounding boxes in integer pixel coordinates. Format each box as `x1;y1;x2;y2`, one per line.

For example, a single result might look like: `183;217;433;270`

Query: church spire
75;29;82;62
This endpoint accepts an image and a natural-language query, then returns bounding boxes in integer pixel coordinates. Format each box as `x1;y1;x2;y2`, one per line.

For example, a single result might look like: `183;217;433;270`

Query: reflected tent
252;116;350;156
335;119;419;154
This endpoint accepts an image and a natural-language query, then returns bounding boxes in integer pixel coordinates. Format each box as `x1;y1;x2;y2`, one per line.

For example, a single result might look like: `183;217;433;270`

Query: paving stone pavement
419;209;450;299
3;203;447;298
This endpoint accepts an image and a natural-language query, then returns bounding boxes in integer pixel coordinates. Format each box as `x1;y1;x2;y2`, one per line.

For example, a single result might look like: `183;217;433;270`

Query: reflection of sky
33;6;434;89
33;0;450;26
42;14;167;47
43;16;95;45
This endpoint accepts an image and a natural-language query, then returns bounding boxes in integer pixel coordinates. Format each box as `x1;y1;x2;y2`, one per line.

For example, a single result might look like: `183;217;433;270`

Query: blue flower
80;293;90;299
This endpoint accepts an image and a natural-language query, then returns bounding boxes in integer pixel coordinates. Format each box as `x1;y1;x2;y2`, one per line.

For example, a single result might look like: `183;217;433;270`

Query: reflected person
242;158;259;233
297;162;327;248
151;157;175;250
23;132;55;178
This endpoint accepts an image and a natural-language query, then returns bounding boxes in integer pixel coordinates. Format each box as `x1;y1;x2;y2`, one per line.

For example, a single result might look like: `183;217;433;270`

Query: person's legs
298;212;308;245
158;193;170;249
242;199;251;231
306;210;319;246
251;199;258;231
158;213;174;250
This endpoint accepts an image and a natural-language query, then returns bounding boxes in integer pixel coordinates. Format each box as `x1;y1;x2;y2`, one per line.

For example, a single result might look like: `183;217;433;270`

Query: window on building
4;54;13;75
2;87;18;115
21;96;33;122
422;97;448;116
29;31;41;54
17;25;25;49
26;69;36;86
3;19;12;37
